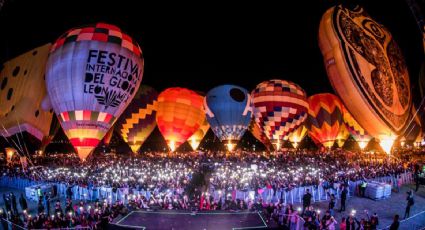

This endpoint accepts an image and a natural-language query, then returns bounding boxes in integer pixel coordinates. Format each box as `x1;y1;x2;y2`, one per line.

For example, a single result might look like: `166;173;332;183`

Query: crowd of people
0;149;420;229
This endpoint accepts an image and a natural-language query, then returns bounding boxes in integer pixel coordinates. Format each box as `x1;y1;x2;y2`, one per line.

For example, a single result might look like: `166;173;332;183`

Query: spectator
389;214;400;230
404;190;414;219
19;194;27;213
302;189;312;214
339;185;347;212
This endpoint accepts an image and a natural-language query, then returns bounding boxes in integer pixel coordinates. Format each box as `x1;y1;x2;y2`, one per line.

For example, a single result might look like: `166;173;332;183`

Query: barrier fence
0;172;413;205
1;217;92;230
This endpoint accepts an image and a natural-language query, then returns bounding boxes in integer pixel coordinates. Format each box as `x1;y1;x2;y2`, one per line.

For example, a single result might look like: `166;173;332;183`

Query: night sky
0;0;424;152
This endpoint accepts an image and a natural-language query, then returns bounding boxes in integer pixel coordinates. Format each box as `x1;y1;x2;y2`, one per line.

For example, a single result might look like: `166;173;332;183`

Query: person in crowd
10;192;18;215
359;179;367;197
320;210;337;230
302;189;312;214
19;193;27;213
404;190;414;219
339;185;347;212
3;194;11;214
389;214;400;230
339;217;346;230
328;194;335;216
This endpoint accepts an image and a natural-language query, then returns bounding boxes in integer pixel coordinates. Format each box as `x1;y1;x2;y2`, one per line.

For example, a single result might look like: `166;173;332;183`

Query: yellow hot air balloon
336;124;350;148
319;5;412;153
115;85;158;154
343;107;372;150
306;93;344;149
188;118;210;151
0;44;53;143
286;125;307;148
156;88;205;152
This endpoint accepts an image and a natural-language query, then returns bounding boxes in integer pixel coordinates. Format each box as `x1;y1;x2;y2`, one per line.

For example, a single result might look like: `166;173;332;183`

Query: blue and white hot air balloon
204;85;252;151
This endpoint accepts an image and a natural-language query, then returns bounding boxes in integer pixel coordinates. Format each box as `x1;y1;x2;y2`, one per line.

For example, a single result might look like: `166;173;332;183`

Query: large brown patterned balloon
319;5;412;140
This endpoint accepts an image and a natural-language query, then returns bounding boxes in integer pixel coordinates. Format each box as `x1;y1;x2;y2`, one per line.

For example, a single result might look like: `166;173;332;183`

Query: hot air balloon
188;118;210;151
252;79;309;150
205;85;252;151
336;124;349;148
319;5;412;153
287;125;307;148
45;23;144;161
115;85;158;153
343;107;372;150
156;88;204;152
306;93;343;149
0;44;54;148
248;120;272;151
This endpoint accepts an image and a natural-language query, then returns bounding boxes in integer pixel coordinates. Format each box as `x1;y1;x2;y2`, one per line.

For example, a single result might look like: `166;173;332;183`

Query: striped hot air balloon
336;124;350;148
156;88;204;152
115;85;158;153
188;118;210;151
205;85;252;151
252;79;309;150
343;106;372;150
306;93;343;148
45;23;144;161
286;125;307;148
249;120;272;151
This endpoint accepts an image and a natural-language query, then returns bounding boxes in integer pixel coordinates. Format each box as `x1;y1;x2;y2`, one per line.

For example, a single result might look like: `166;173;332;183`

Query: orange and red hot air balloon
306;93;343;149
45;23;144;161
156;88;205;152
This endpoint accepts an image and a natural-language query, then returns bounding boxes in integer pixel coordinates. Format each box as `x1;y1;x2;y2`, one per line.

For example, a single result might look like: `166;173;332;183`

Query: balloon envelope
156;87;204;152
306;93;343;148
252;79;308;150
336;124;349;148
249;120;272;151
115;85;158;153
46;23;144;160
188;118;210;151
205;85;252;142
0;44;54;142
287;125;307;148
343;106;372;149
319;5;412;142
